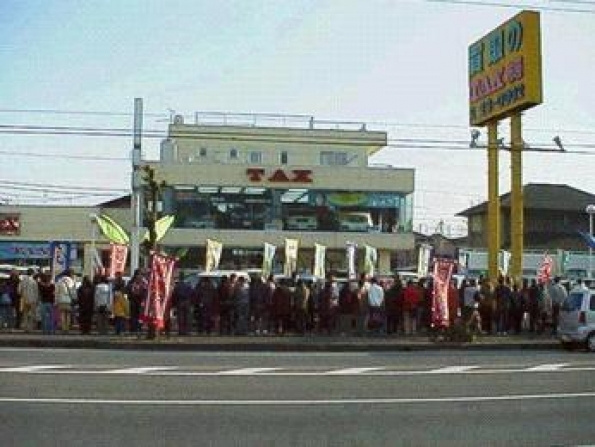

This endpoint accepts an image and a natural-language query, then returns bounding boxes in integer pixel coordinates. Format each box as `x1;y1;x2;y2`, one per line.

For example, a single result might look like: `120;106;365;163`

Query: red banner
537;253;553;284
431;258;455;329
142;252;176;330
108;244;128;278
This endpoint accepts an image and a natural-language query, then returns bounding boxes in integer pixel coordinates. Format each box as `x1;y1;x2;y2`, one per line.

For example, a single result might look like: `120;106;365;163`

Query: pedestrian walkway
0;330;561;352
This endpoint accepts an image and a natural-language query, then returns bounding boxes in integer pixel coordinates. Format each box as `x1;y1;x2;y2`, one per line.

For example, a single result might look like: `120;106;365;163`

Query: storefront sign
468;10;542;126
246;168;312;183
0;242;50;260
0;214;20;236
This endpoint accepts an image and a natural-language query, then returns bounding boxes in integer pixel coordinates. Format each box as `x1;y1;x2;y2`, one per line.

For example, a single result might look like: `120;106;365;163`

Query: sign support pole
510;114;524;283
487;122;500;281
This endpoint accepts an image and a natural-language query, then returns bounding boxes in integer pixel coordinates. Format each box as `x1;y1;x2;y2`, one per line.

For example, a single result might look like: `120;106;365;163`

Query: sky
1;0;594;237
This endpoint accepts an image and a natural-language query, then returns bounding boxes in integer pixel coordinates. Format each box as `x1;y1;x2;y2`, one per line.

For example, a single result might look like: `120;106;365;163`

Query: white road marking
526;363;569;371
1;364;595;376
428;366;479;374
2;392;595;406
104;367;179;374
0;365;71;373
218;368;281;375
325;367;385;375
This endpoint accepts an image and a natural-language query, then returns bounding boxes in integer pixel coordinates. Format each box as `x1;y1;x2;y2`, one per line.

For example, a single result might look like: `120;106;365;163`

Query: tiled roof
457;183;595;216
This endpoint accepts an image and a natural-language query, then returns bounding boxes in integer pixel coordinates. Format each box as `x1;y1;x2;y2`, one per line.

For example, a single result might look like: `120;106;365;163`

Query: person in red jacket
447;278;460;328
402;280;421;335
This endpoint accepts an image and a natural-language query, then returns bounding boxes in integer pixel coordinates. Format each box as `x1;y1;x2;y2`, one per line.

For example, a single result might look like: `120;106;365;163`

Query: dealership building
0;114;416;276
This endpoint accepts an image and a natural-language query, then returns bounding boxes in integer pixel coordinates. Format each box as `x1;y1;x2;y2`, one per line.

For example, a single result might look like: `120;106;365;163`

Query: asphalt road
1;348;594;446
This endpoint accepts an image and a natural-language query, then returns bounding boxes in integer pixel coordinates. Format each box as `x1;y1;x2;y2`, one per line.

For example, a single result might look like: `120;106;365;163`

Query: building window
199;147;207;157
280;151;288;165
470;216;482;233
320;151;348;165
230;148;239;160
250;151;262;164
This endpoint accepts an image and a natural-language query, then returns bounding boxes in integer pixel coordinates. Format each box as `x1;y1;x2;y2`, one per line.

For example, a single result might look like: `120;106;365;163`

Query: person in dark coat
77;276;95;335
126;269;148;335
385;276;404;335
7;270;21;329
171;273;195;336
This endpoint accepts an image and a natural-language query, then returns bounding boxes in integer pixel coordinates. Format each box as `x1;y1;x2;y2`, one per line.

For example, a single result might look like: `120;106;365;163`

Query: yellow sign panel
468;10;542;126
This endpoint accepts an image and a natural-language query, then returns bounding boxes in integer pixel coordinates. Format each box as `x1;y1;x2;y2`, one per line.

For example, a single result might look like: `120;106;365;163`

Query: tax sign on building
469;10;542;126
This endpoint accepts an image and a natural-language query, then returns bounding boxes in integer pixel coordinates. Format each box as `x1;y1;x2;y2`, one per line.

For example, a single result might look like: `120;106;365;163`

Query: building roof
98;195;131;208
457;183;595;217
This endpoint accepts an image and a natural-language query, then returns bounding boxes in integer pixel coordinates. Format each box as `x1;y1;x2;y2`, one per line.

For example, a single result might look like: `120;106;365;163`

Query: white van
558;289;595;351
337;212;373;232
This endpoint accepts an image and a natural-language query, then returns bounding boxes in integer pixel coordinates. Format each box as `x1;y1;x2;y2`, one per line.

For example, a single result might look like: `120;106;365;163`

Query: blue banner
50;242;72;280
579;231;595;250
0;242;51;260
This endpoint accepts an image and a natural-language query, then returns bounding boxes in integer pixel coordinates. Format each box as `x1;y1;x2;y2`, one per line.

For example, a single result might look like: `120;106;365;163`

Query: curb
0;335;561;352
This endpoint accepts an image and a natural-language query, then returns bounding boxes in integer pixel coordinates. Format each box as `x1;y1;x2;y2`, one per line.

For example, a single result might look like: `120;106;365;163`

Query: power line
425;0;595;13
1;123;594;149
2;108;595;136
0;108;168;118
0;150;128;161
1;180;128;193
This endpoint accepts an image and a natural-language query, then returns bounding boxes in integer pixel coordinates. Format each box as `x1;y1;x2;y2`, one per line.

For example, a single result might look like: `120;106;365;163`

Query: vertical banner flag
262;243;276;278
498;250;511;276
91;246;105;278
556;249;569;276
457;251;469;274
417;244;432;277
364;245;378;277
346;242;357;279
108;243;128;278
537;252;553;284
431;258;455;329
284;238;299;277
50;242;72;282
313;243;326;278
205;239;223;273
142;252;176;330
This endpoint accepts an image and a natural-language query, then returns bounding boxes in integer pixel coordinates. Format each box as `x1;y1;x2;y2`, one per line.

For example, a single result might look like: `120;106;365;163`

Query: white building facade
147;115;415;274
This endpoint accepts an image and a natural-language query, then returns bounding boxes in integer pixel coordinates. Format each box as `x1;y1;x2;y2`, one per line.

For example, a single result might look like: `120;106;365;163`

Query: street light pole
587;204;595;279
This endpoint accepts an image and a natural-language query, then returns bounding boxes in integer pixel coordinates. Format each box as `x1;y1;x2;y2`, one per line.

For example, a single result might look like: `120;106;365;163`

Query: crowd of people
0;266;583;338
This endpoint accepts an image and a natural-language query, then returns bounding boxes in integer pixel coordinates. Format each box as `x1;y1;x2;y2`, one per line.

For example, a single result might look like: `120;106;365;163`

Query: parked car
558;288;595;351
285;215;318;231
337;212;373;232
184;217;216;229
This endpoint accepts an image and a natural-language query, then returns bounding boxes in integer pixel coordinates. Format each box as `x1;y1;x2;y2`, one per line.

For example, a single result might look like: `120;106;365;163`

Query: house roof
457;183;595;217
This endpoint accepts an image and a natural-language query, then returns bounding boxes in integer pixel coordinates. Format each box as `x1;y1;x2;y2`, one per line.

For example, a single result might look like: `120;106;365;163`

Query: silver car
558;289;595;351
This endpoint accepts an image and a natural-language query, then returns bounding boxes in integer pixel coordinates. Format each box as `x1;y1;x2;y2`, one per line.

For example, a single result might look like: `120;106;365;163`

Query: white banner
346;242;357;279
262;243;276;278
364;245;377;277
205;239;222;273
417;244;432;277
284;238;299;277
313;243;326;278
498;250;511;276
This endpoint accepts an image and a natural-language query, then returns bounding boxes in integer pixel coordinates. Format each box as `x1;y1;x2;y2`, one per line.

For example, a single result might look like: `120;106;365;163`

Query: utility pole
130;98;143;275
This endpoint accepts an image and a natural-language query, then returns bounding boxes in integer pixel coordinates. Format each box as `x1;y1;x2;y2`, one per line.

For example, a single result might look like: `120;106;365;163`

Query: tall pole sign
468;10;542;282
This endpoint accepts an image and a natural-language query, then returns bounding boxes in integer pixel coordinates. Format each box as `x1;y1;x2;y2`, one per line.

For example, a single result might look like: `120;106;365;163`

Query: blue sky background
1;0;594;235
